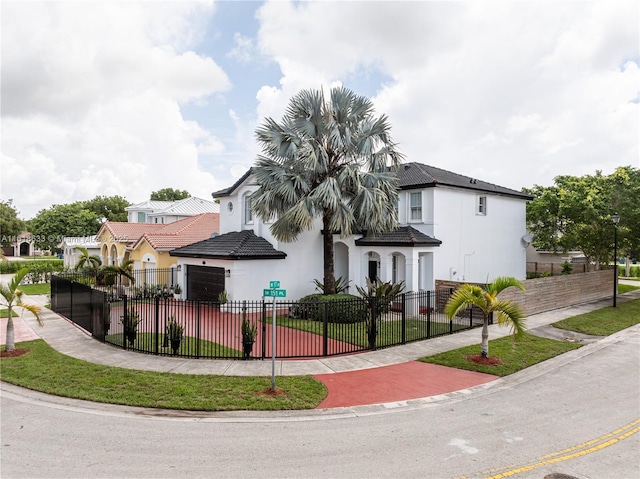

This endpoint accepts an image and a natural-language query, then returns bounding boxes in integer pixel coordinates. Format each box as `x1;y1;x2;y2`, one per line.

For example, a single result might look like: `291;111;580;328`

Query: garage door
186;265;225;301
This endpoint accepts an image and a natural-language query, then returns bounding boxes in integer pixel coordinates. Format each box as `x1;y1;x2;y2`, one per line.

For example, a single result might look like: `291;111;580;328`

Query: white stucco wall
429;187;527;284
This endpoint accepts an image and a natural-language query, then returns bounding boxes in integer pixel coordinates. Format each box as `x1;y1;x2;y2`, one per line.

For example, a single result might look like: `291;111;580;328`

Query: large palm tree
1;269;42;352
444;277;526;358
251;86;403;294
74;246;102;271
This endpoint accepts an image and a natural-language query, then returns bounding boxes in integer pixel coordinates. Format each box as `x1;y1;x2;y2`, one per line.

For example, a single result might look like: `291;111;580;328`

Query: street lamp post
612;214;620;307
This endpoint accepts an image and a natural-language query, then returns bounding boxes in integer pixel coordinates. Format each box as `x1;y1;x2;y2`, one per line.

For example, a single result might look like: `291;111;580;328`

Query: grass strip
419;333;582;376
0;340;327;411
552;298;640;336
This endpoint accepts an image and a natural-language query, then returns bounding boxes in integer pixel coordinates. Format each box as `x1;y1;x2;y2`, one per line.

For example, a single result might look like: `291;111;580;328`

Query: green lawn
419;333;582;376
419;298;640;376
0;340;326;411
271;315;468;348
553;298;640;336
16;283;50;295
618;283;639;294
105;332;243;358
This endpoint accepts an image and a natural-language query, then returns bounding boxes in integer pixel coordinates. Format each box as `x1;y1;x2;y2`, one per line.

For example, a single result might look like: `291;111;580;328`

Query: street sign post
265;281;286;391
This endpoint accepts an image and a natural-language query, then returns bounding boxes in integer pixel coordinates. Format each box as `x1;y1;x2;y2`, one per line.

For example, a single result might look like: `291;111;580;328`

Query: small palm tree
1;269;43;352
444;277;526;358
356;278;405;350
100;259;135;286
74;246;102;271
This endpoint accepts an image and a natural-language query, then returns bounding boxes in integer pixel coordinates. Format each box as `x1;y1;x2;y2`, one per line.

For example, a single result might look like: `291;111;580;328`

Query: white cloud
1;1;229;218
254;0;640;191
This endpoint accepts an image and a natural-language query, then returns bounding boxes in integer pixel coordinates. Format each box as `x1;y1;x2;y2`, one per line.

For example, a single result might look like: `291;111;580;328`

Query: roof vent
210;233;219;238
469;178;478;184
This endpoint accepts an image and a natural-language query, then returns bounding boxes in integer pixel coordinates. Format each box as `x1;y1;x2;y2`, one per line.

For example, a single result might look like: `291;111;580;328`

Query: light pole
612;214;620;307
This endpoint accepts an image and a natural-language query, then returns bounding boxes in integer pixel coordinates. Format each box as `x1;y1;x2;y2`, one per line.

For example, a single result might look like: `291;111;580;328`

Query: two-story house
125;197;219;224
170;163;532;302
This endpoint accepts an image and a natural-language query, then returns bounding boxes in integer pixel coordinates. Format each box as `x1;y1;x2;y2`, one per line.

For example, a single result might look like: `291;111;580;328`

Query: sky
1;0;639;220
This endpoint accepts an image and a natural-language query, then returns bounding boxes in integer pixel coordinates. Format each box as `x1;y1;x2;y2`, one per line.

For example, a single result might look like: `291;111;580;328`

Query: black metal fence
56;269;179;301
51;275;484;360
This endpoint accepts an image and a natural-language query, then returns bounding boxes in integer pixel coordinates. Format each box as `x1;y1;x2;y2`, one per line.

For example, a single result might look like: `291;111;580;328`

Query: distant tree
251;86;403;294
524;167;640;271
83;195;130;222
150;188;190;201
0;200;25;247
28;203;101;252
445;277;526;358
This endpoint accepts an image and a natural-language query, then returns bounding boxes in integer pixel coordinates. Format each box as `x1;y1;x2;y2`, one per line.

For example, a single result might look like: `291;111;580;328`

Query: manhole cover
544;473;580;479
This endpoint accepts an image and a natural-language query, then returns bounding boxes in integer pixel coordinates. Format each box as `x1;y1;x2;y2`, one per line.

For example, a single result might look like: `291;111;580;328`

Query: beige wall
436;269;613;317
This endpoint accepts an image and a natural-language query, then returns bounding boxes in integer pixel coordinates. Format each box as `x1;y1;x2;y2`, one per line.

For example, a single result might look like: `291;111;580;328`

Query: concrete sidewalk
2;287;639;408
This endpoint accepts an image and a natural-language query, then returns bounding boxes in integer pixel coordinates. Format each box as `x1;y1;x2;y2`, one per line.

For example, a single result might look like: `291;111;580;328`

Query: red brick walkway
314;361;498;408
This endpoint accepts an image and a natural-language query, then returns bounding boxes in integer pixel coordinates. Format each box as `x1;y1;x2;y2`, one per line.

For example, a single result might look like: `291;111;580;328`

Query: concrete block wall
435;269;613;317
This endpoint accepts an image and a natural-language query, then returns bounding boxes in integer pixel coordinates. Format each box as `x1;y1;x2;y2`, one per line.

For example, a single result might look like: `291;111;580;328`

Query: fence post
322;302;328;356
122;294;128;349
427;290;431;339
469;306;473;328
401;293;406;344
261;300;267;360
154;296;160;355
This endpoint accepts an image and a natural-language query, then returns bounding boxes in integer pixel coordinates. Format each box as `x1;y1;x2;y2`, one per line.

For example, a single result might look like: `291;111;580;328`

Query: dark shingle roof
170;230;286;260
211;168;254;199
397;163;533;200
355;226;442;247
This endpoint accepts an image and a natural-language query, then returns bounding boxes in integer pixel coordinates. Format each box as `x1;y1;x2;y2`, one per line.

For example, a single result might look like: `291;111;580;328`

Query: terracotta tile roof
170;229;286;260
132;213;220;250
97;222;166;244
355;226;442;247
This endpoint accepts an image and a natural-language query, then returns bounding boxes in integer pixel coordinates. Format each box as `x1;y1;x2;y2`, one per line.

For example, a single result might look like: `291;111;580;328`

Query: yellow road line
480;419;640;479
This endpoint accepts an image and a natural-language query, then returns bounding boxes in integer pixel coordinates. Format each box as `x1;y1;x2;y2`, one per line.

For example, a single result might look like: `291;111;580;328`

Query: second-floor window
244;193;253;224
410;192;422;221
137;212;146;223
477;195;487;215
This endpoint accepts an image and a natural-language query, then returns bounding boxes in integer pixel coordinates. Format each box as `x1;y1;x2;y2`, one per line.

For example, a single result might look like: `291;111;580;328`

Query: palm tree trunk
481;314;489;358
322;210;336;295
5;309;15;352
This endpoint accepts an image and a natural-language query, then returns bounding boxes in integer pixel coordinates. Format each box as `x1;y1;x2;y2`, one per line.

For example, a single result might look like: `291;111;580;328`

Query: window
410;192;422;221
477;196;487;215
244;193;253;224
137;212;146;223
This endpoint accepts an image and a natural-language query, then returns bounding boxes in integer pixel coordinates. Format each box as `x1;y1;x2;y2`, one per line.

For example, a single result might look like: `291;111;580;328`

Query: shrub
0;259;63;276
291;293;368;324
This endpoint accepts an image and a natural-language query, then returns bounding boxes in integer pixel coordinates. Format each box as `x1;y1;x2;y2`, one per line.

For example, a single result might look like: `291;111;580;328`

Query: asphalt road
1;327;638;479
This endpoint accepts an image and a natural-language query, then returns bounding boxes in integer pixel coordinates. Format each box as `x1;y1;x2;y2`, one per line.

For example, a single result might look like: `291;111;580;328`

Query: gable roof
211;168;254;199
97;222;166;244
126;197;220;215
97;213;219;248
170;229;286;260
125;200;174;212
131;213;220;250
355;226;442;247
212;163;532;201
397;163;532;200
147;196;220;216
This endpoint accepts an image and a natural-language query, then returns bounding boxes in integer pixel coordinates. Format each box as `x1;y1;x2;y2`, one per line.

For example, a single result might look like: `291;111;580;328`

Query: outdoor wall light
225;269;231;277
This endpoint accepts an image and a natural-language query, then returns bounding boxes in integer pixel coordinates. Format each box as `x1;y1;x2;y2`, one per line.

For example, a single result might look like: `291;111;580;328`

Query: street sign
269;281;280;289
263;289;286;298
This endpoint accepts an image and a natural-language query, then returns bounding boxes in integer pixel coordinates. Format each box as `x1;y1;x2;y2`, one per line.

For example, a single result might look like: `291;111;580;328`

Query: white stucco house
170;162;532;301
126;197;219;224
59;236;100;268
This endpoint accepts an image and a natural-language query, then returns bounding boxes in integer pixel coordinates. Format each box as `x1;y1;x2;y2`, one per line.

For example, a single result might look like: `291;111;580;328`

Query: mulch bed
467;354;503;366
258;387;288;398
0;348;30;358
